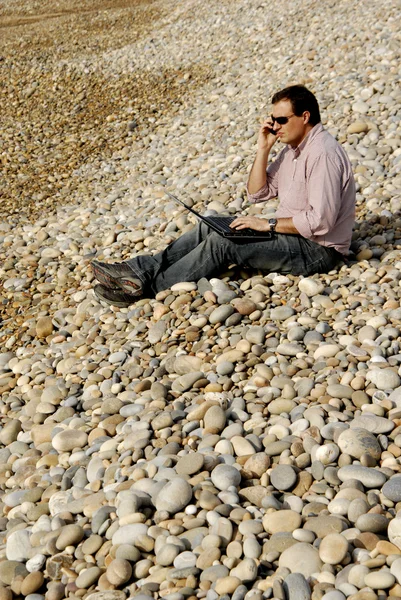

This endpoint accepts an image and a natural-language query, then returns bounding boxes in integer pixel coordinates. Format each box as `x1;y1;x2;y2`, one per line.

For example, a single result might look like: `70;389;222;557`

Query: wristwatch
268;218;278;232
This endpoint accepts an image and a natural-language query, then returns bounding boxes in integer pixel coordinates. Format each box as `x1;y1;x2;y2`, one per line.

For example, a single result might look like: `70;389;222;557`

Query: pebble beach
1;0;401;599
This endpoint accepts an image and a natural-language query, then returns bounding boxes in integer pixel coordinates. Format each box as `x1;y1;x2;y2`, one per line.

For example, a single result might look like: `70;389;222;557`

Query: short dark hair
272;85;321;126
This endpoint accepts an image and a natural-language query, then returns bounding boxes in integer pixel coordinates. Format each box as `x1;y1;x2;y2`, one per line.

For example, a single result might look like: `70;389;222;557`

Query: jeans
126;222;342;295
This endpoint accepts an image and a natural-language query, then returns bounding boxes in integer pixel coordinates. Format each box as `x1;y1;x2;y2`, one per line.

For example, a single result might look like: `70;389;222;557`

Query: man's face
271;99;312;148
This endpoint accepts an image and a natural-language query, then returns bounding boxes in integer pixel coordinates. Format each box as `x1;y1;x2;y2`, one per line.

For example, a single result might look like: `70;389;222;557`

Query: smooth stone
337;465;387;488
230;558;258;582
326;384;354;399
112;524;148;547
243;453;270;477
155;478;193;513
298;278;325;297
52;430;88;452
315;443;340;465
283;573;311;600
6;529;32;561
271;306;295;320
355;514;388;533
211;464;241;490
303;516;344;538
36;317;53;338
388;517;401;550
263;510;302;534
270;465;297;491
318;533;349;565
148;321;167;344
279;543;322;578
337;428;381;459
204;405;227;433
364;571;395;589
174;355;203;375
314;344;340;359
390;557;401;584
264;441;292;456
56;524;85;550
106;559;132;586
383;476;401;502
75;566;102;589
209;305;235;324
173;551;197;570
348;564;370;589
230;436;256;456
176;453;204;476
276;343;304;356
367;368;400;390
214;576;241;595
245;326;266;344
170;282;197;291
171;372;204;393
0;420;21;445
350;414;394;434
20;572;44;595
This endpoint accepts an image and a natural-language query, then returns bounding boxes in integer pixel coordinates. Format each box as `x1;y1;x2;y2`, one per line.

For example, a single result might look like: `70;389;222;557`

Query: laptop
166;192;272;241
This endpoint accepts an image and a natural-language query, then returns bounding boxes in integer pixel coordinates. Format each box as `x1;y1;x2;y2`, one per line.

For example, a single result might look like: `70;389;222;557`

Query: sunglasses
270;113;296;125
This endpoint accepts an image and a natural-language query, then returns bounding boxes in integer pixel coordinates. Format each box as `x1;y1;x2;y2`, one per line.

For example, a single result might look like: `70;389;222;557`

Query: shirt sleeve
246;148;285;204
292;153;343;239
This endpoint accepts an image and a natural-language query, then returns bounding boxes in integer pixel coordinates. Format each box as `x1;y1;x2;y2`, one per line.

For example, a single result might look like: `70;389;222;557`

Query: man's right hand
258;119;278;152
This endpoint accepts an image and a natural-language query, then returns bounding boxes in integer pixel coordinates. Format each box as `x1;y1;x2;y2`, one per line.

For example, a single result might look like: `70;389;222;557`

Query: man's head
270;85;321;147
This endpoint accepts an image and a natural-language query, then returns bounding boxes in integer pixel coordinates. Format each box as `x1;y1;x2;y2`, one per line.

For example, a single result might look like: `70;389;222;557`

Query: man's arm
247;120;278;194
230;215;299;233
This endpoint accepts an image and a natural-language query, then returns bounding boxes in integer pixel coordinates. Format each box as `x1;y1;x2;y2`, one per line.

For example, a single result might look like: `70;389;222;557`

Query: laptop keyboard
205;215;262;236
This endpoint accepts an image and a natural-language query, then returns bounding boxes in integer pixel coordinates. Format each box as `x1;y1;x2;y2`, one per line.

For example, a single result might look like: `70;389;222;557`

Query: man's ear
303;111;311;124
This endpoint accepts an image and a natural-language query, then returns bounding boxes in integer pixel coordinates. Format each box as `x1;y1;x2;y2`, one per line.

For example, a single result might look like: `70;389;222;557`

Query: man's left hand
230;216;270;232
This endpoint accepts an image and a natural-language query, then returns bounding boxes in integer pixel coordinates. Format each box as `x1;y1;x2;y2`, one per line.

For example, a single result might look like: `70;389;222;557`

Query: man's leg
126;222;216;290
92;222;212;293
130;230;340;295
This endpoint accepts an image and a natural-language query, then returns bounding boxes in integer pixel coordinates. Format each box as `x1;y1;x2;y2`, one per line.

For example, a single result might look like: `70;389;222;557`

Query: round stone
56;525;84;550
270;465;297;491
6;530;32;562
364;571;395;589
382;476;401;502
279;543;322;578
52;430;88;452
298;278;325;297
388;517;401;550
176;453;204;476
337;465;387;488
318;533;349;565
337;428;381;460
204;405;227;433
106;559;132;586
263;510;302;534
211;464;241;490
75;566;102;589
367;368;400;390
155;478;193;513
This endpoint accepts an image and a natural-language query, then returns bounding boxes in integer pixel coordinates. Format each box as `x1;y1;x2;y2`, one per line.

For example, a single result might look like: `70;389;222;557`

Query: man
92;85;355;307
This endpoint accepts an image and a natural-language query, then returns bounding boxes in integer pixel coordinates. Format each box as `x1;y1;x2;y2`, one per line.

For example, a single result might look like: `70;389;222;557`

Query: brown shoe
93;284;140;307
91;260;142;295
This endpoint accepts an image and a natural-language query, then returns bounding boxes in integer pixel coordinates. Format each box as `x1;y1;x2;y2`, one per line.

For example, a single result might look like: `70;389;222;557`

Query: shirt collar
291;122;324;158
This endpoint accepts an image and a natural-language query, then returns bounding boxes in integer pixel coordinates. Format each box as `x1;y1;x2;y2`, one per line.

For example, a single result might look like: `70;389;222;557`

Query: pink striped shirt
247;123;356;255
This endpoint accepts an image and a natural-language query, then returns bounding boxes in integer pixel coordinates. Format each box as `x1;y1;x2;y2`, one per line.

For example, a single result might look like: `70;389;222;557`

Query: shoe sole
92;263;142;295
93;287;134;308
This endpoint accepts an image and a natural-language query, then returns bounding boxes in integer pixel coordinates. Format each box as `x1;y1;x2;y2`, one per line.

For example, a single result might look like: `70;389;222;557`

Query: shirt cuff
246;182;271;204
292;212;313;239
